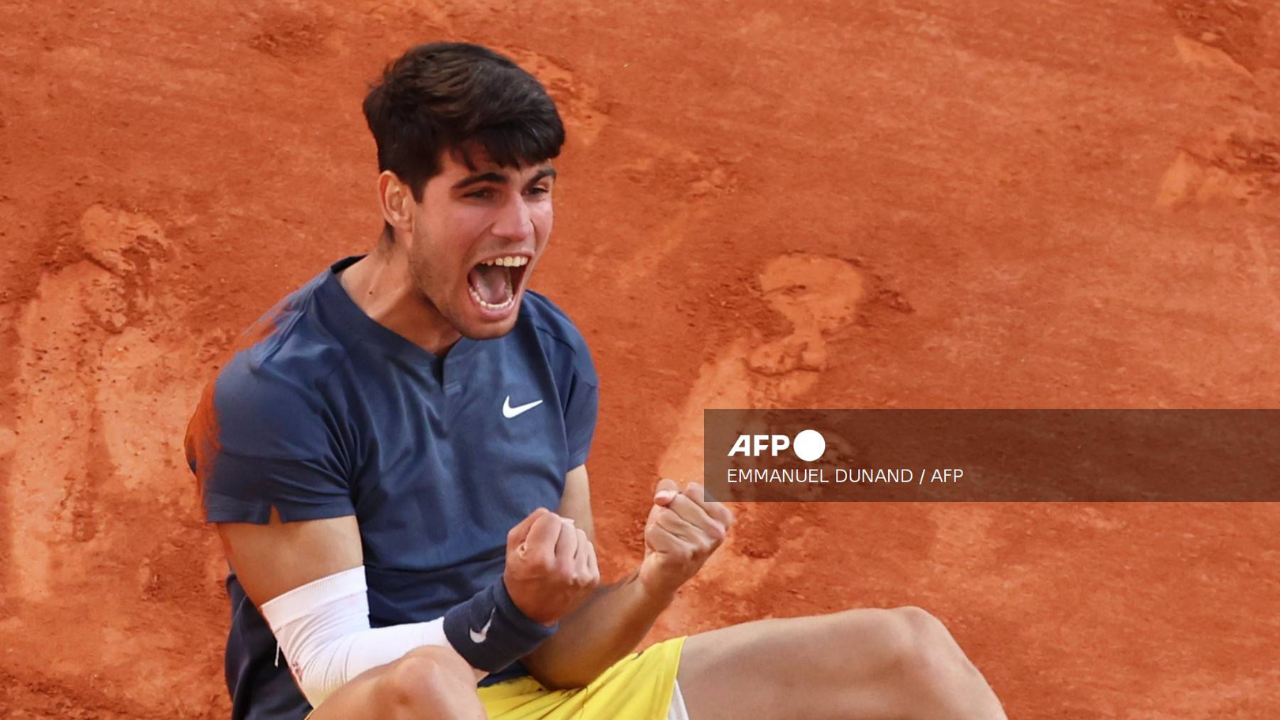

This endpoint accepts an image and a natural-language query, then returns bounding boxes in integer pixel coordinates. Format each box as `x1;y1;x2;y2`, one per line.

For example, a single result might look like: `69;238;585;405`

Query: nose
491;193;534;243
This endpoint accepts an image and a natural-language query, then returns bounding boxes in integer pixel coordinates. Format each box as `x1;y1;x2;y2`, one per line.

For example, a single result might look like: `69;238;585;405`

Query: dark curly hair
362;42;566;239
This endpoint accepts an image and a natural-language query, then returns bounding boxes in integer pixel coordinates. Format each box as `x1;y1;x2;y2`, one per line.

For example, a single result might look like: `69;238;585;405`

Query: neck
339;242;462;357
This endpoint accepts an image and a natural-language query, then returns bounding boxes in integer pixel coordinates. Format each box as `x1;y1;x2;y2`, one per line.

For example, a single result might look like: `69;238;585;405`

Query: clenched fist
638;479;735;597
503;507;600;626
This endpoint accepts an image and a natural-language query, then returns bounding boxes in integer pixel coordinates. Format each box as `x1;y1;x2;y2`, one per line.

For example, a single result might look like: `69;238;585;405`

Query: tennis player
184;41;1007;720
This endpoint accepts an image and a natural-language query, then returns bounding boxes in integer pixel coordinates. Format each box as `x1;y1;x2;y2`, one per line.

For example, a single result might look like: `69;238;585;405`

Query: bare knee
823;606;951;664
886;607;961;671
375;647;482;720
893;606;958;653
823;606;1003;720
885;606;1006;720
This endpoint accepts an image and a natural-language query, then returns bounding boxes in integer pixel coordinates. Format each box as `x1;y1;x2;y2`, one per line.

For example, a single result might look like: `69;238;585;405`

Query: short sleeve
511;291;601;471
547;320;598;469
185;352;354;524
563;358;599;469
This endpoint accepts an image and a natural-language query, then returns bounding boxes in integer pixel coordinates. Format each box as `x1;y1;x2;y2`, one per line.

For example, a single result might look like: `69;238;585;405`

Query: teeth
481;256;529;268
470;256;525;312
468;284;516;311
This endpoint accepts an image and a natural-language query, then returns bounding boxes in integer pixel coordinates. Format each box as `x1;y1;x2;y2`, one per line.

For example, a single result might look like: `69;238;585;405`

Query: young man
185;42;1008;720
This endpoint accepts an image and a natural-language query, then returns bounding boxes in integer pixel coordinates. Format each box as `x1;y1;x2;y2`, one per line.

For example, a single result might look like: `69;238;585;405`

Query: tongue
468;264;511;305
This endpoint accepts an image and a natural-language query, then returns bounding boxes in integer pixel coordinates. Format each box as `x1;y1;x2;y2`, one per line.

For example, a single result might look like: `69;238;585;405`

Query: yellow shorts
478;636;687;720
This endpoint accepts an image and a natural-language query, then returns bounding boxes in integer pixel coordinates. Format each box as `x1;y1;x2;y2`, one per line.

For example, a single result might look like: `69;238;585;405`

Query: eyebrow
452;166;557;191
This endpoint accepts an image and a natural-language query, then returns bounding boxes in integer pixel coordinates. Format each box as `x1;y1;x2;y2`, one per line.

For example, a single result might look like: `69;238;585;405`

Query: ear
378;171;415;236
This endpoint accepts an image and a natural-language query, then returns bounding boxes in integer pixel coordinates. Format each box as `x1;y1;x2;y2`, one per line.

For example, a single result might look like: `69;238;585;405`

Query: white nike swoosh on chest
503;396;544;418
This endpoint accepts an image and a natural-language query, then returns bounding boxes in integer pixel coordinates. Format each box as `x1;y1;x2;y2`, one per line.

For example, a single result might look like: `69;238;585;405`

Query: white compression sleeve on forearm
259;566;474;708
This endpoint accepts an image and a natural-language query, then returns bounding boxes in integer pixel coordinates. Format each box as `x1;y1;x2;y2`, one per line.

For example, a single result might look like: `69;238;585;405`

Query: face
399;145;556;341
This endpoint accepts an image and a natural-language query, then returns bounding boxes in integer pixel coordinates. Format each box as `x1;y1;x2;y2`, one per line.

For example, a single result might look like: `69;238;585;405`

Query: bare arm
221;505;591;697
519;466;677;689
217;508;363;605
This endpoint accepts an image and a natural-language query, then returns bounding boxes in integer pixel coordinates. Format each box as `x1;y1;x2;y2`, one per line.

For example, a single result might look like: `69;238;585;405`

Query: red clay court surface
2;0;1280;717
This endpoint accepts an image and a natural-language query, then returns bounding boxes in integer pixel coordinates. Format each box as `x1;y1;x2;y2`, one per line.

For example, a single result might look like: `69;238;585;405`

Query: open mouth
466;255;530;313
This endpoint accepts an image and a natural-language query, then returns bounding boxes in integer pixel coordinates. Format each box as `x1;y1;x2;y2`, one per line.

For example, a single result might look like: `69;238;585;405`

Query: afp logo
728;429;826;462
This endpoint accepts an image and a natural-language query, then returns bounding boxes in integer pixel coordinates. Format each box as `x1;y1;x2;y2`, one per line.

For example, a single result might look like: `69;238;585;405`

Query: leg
676;606;1007;720
309;645;487;720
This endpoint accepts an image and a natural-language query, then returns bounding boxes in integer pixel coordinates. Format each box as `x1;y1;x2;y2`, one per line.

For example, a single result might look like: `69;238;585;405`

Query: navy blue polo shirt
184;255;599;720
